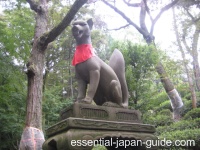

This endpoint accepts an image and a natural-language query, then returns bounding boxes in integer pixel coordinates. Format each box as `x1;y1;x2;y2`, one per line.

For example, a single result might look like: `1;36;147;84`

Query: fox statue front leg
81;69;100;104
75;72;87;102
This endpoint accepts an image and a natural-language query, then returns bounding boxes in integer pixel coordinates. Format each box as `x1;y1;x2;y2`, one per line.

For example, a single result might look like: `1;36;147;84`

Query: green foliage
159;129;200;149
183;108;200;120
0;7;34;63
91;30;109;60
108;40;159;105
0;52;26;149
180;99;193;116
43;86;74;129
143;97;200;149
0;6;33;150
155;100;172;112
176;83;190;99
143;109;173;127
141;87;200;149
92;145;107;150
138;91;168;112
156;118;200;135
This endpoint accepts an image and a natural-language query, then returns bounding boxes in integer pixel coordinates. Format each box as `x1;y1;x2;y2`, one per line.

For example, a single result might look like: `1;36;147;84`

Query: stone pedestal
43;103;157;150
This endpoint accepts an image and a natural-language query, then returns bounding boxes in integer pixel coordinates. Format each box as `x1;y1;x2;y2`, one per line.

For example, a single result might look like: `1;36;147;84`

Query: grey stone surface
60;103;141;123
43;104;158;150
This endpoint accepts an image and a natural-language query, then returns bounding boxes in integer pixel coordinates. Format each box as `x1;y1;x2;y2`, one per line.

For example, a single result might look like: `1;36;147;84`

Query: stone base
43;118;157;150
60;102;142;123
43;103;158;150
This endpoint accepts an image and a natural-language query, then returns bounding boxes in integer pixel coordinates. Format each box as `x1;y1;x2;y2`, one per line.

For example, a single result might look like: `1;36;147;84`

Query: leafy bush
183;108;200;120
159;129;200;149
155;107;200;149
138;91;169;112
176;84;190;100
195;92;200;101
156;118;200;135
183;93;192;101
150;114;173;127
143;109;173;127
159;109;172;115
155;100;172;112
180;100;193;116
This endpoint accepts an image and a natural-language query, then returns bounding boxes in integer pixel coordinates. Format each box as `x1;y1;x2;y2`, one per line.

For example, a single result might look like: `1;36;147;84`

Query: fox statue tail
109;49;129;108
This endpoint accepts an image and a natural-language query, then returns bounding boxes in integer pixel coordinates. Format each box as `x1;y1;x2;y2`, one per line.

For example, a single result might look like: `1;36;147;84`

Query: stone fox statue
71;19;128;108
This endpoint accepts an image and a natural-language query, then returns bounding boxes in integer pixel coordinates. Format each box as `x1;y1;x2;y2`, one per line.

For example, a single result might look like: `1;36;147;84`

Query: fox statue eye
72;22;86;26
79;23;86;26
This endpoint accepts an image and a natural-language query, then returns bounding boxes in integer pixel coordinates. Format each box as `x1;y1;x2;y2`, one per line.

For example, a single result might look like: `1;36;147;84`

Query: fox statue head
71;19;93;45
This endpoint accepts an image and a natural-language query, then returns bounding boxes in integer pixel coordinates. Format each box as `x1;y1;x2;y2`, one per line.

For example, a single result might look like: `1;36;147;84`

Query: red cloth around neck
72;44;95;66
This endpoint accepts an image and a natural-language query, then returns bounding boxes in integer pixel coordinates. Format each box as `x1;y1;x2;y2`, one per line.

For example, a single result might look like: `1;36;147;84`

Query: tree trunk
192;24;200;91
19;0;48;149
19;0;88;149
182;21;200;91
172;7;197;108
156;62;183;121
193;55;200;91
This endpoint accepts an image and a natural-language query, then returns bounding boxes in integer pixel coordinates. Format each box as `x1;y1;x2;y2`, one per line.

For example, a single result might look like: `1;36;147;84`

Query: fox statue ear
87;18;93;30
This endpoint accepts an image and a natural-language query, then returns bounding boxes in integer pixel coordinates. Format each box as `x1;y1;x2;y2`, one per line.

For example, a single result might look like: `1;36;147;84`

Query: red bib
72;44;95;66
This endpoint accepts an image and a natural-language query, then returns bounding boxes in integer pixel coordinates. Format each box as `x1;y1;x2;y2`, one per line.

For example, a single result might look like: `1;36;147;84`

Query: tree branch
108;24;130;31
192;25;200;54
39;0;88;49
87;0;98;4
143;0;153;22
140;1;149;35
102;0;148;38
150;0;179;35
185;7;195;20
182;32;192;56
26;0;40;12
123;0;141;7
